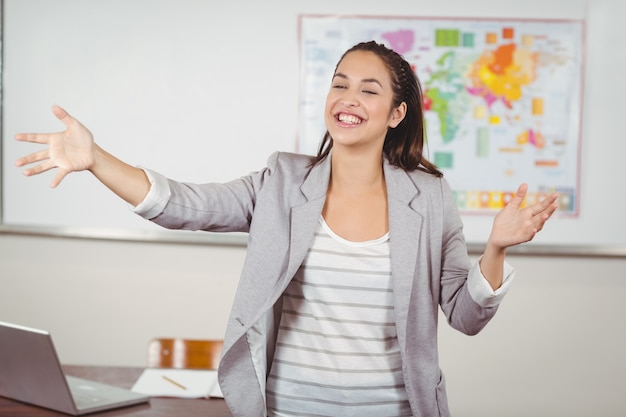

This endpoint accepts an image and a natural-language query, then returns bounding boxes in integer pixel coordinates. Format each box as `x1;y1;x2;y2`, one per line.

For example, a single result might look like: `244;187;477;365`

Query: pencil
162;375;187;390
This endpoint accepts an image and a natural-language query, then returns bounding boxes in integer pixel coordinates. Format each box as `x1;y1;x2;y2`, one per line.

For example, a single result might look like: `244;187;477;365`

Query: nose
336;82;363;106
341;91;358;107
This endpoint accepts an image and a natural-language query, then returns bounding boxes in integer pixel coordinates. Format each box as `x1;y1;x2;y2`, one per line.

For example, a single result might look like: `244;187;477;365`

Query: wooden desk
0;365;233;417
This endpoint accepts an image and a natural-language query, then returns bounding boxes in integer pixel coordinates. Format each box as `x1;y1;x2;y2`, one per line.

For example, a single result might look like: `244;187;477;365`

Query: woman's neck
323;149;389;242
329;149;385;192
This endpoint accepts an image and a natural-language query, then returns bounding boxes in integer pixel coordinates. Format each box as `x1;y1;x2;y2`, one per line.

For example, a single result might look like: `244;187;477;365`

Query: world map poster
298;15;584;216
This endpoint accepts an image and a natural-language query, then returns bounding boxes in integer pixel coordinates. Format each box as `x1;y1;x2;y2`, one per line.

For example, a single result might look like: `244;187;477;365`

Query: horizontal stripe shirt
266;217;412;417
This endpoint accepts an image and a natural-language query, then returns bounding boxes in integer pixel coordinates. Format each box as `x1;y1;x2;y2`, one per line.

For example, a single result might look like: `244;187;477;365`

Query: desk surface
0;365;232;417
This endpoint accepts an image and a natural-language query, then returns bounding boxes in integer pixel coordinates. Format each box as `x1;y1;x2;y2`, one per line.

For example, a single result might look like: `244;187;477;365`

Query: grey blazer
150;151;500;417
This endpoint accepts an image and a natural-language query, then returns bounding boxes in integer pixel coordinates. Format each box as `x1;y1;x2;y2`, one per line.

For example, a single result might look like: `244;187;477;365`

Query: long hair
314;41;442;177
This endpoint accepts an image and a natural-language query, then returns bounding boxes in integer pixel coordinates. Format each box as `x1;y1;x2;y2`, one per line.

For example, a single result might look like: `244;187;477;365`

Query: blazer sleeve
141;152;282;233
437;178;502;335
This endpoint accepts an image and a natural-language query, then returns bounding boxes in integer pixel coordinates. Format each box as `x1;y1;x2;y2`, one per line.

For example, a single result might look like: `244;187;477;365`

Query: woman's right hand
15;105;96;188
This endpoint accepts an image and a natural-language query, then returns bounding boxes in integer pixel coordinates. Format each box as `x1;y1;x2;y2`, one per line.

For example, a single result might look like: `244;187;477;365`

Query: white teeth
338;114;362;125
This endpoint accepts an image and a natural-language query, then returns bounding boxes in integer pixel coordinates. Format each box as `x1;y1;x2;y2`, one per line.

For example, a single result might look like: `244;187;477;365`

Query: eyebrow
333;72;383;88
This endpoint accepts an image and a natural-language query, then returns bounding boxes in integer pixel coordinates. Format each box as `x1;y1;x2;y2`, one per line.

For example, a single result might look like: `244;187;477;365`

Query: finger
532;196;559;232
531;192;559;216
541;200;559;222
15;132;57;145
50;169;69;188
22;160;56;177
16;149;52;169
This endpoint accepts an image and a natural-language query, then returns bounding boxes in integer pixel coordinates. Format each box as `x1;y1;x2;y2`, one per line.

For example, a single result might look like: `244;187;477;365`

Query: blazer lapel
283;156;331;289
225;155;330;344
384;160;424;343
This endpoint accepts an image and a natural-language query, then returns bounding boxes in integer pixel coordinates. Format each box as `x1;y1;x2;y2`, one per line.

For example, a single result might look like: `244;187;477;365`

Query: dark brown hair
315;40;442;177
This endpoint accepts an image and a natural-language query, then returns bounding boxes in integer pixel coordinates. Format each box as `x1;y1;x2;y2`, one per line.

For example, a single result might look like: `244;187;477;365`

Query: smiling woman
321;47;411;243
13;34;559;415
325;51;406;152
317;42;437;175
2;2;626;416
0;0;624;416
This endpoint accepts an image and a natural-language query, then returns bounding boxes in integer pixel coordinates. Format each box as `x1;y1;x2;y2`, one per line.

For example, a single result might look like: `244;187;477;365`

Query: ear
389;102;407;128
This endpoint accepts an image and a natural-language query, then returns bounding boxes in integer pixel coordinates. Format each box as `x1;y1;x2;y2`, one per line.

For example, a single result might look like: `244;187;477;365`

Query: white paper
131;368;223;398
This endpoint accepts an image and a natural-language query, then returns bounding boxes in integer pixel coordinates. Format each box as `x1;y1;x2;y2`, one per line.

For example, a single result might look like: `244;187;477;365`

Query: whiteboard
2;0;625;255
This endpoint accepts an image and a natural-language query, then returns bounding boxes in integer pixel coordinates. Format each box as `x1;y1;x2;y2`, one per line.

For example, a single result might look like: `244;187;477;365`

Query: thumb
52;105;72;127
507;183;528;209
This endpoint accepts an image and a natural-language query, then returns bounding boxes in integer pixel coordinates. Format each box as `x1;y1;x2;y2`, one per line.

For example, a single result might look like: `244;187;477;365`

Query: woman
16;41;558;417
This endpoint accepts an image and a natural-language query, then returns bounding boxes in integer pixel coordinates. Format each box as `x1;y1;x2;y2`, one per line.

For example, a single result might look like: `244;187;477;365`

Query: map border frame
298;14;585;218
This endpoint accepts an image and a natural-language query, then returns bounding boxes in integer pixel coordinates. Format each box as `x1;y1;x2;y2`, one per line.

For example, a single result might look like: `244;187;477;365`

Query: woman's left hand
488;183;559;250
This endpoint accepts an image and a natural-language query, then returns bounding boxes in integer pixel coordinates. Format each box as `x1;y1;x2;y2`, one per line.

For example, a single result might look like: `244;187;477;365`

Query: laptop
0;321;150;415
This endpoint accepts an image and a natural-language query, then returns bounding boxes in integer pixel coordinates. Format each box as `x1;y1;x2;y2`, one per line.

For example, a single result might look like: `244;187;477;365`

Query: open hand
15;105;95;187
488;183;559;250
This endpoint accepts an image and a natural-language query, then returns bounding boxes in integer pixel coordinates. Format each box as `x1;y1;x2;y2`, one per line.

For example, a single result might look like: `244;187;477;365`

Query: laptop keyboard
72;391;109;407
68;377;128;410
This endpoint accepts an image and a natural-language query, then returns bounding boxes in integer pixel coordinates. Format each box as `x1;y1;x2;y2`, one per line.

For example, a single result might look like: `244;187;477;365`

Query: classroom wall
1;235;625;416
3;0;625;249
2;0;625;416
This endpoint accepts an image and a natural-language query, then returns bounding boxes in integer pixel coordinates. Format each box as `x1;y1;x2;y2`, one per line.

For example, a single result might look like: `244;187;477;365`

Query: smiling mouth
336;113;363;125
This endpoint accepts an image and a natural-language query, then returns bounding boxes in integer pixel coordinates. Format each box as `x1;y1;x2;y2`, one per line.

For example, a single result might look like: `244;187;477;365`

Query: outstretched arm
480;183;559;290
15;105;151;207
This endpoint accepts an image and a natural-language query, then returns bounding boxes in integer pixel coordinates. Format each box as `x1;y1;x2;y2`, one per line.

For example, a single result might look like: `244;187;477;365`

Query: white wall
6;0;624;249
1;234;625;416
438;255;626;416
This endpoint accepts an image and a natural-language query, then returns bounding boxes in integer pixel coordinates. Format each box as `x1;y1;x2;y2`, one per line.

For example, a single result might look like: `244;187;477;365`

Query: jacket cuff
467;256;515;307
130;168;171;220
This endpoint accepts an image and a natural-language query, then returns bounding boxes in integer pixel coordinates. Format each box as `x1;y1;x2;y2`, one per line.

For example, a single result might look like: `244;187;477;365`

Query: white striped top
266;217;412;417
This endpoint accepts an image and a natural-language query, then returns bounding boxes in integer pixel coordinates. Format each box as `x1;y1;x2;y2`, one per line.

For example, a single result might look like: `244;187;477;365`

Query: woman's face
324;50;406;153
